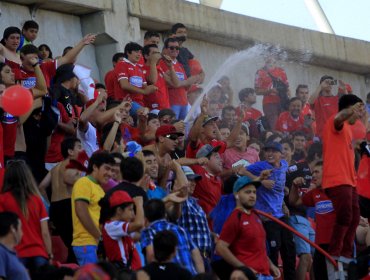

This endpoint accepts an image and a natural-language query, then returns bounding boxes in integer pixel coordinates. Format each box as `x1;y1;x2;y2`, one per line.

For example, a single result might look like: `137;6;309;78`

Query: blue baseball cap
263;141;283;153
181;166;202;181
233;176;261;193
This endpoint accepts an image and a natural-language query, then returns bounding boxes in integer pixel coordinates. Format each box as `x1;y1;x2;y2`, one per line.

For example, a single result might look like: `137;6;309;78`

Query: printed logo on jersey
21;77;36;89
316;200;334;215
2;112;17;124
129;76;143;88
175;72;185;81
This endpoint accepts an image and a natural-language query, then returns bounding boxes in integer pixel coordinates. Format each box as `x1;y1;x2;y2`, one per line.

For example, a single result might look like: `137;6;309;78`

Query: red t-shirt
142;64;170;110
357;156;370;199
0;192;49;258
160;60;188;106
302;103;312;116
13;60;57;88
236;106;262;121
102;220;141;269
186;139;227;159
312;95;339;138
275;111;308;134
114;58;146;104
191;165;222;215
302;188;336;245
322;115;356;188
104;69;116;100
219;209;270;275
351;119;367;141
45;102;72;163
254;67;288;105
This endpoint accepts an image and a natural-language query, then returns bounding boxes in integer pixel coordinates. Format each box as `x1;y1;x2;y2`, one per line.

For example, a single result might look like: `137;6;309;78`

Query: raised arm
58;34;96;66
29;56;47;98
127;196;145;233
79;91;107;132
334;102;363;131
188;96;208;144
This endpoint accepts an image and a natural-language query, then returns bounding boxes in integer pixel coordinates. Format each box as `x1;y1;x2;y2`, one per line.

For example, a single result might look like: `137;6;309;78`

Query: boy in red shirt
322;94;364;259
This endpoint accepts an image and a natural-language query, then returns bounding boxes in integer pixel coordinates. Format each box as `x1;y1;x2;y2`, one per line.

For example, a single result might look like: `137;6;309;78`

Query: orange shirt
322;115;356;188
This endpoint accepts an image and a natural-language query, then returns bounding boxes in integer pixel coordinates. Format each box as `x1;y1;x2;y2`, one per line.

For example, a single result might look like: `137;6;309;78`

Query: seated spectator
38;44;53;62
0;211;30;280
17;20;39;51
0;161;52;273
140;199;205;275
141;230;192;280
99;191;144;272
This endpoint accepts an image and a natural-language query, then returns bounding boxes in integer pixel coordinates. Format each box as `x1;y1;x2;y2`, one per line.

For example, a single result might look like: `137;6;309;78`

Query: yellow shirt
71;176;105;246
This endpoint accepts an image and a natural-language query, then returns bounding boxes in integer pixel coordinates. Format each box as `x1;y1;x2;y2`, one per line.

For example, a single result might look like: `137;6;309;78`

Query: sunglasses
168;46;180;51
165;134;178;141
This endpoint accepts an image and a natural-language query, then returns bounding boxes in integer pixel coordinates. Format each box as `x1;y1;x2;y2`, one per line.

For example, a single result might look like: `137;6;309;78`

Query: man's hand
144;85;158;94
200;96;208;115
292;177;305;187
114;109;123;123
262;179;274;190
148;51;161;65
28;56;39;67
82;34;96;45
258;169;272;181
173;120;185;133
165;190;188;204
270;263;281;279
351;102;365;119
161;54;173;68
197;157;209;166
96;90;107;104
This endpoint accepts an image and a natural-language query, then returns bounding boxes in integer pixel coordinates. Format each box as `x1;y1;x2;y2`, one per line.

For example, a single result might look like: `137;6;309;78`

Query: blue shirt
178;197;213;254
0;244;30;280
147;186;167;200
247;160;288;218
141;219;197;275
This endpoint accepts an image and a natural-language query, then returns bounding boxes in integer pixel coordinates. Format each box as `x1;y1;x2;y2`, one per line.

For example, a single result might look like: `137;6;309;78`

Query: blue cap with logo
233;176;261;193
263;141;283;153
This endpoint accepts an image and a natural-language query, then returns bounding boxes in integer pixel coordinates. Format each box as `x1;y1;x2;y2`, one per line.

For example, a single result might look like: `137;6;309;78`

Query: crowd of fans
0;18;369;280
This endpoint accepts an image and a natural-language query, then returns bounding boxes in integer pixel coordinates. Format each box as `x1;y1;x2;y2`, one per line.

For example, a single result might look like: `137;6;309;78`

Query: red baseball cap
65;150;89;172
155;125;184;138
109;191;133;207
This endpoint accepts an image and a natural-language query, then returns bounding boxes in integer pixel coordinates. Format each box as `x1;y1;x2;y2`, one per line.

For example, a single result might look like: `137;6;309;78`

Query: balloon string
254;209;338;268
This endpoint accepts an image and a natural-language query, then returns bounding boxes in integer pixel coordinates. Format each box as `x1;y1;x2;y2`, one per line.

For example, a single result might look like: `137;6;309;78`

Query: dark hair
158;108;176;119
171;23;186;34
142;150;155;157
31;264;74;280
99;193;133;225
292;130;307;140
20;44;39;56
238;88;255;101
142;44;158;58
266;132;283;143
147;113;159;124
232;267;257;280
120;157;144;182
95;83;106;90
191;273;219;280
338;94;363;112
144;31;160;40
1;26;21;45
87;151;115;174
164;37;179;49
319;75;334;84
153;230;178;262
281;138;294;151
61;137;80;159
110;152;124;163
38;44;53;59
62;46;73;56
295;84;308;95
112;52;125;63
0;211;19;237
289;97;302;106
124;42;142;58
144;199;165;222
22;20;39;31
314;160;323;168
221;105;236;118
306;142;323;163
223;175;238;194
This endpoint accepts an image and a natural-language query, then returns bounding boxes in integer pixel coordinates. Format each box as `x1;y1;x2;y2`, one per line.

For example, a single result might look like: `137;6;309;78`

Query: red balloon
1;85;33;116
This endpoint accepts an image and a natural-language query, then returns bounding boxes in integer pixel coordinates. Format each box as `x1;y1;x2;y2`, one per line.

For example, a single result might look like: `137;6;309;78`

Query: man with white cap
216;176;280;279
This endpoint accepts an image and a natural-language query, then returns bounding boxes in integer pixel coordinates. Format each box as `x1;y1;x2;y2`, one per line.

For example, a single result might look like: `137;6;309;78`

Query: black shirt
142;262;192;280
177;47;194;78
107;181;148;204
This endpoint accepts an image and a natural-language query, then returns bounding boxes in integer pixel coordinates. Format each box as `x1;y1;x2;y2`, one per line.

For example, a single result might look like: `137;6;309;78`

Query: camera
329;79;337;85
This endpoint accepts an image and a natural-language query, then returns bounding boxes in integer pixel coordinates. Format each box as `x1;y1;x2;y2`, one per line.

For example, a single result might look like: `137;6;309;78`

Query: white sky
186;0;370;42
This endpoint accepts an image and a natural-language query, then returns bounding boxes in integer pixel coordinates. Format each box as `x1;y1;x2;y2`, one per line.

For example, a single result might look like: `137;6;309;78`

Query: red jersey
4;59;20;71
191;165;222;215
312;95;339;138
322;115;356;188
0;124;4;190
142;64;170;110
236;106;262;121
102;220;141;269
186;139;227;159
275;111;308;134
114;58;146;104
219;209;270;275
2;112;17;157
104;69;116;99
45;103;73;163
351;119;366;141
0;192;49;258
302;103;312;116
13;60;57;88
160;59;188;106
302;188;336;245
254;67;288;105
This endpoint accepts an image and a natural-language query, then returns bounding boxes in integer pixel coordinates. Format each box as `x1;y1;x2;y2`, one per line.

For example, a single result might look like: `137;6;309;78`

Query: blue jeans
171;105;188;120
20;256;48;271
73;245;98;266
